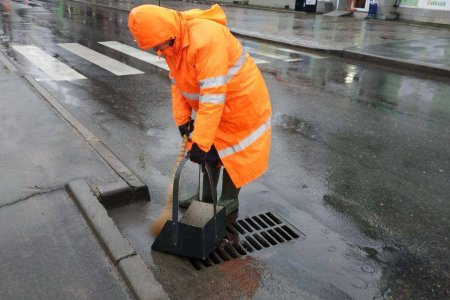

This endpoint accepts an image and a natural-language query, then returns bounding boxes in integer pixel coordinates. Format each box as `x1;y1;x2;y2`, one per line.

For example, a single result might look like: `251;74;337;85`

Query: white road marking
100;41;269;70
284;58;304;62
12;45;86;81
244;46;291;60
251;57;270;64
99;41;169;70
277;48;326;59
58;43;144;76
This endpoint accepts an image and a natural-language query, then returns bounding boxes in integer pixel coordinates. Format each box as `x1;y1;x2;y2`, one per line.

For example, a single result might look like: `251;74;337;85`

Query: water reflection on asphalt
1;1;449;297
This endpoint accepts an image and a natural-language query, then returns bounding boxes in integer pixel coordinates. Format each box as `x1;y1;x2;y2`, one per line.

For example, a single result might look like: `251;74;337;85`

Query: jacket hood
128;4;227;51
128;5;181;50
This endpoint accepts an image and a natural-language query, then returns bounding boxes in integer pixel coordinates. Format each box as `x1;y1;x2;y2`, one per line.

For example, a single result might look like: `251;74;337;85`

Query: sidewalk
0;54;166;299
71;0;450;77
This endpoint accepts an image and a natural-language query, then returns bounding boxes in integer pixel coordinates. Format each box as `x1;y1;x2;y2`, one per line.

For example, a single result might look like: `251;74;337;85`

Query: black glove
188;143;206;165
178;119;194;137
205;145;221;167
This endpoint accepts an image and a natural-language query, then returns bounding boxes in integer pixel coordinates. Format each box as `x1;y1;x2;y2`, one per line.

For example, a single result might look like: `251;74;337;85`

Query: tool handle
172;156;188;228
172;157;219;243
203;164;219;238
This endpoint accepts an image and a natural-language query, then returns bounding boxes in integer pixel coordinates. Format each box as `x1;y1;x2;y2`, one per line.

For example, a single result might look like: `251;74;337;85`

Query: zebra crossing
12;41;319;82
59;43;144;76
99;41;170;71
12;45;86;81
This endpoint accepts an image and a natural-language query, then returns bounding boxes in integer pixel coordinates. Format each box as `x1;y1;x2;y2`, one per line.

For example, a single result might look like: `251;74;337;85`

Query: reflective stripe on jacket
129;5;272;187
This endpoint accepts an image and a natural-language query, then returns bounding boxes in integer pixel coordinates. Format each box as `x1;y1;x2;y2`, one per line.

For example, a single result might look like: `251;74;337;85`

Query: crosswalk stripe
12;45;86;81
59;43;144;76
244;46;291;60
98;41;169;70
278;48;326;59
284;58;304;62
100;41;269;70
250;56;269;64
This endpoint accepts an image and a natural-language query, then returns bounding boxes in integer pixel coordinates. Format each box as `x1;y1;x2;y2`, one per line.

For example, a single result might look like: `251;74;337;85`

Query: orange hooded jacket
128;4;271;188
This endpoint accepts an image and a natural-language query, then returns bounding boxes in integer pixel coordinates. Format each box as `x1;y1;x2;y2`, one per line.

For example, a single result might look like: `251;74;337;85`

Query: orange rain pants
128;4;272;188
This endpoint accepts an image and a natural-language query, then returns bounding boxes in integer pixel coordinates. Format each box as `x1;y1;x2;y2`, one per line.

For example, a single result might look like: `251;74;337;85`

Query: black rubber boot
178;166;221;208
217;168;240;216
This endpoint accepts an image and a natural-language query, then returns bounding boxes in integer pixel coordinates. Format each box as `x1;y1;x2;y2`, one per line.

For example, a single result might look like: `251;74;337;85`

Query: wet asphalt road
1;0;449;298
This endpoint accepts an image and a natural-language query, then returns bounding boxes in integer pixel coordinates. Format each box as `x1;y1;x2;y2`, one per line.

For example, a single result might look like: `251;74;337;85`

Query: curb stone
67;179;137;263
25;73;150;203
67;179;167;300
118;255;168;300
0;50;150;204
230;29;450;79
341;50;450;79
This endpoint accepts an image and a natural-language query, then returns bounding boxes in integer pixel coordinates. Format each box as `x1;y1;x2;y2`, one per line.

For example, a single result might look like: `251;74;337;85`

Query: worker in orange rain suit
128;4;271;215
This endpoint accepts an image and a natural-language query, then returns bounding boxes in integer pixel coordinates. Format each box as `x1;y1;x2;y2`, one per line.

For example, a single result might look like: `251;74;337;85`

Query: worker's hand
205;148;220;167
188;143;206;165
178;119;194;137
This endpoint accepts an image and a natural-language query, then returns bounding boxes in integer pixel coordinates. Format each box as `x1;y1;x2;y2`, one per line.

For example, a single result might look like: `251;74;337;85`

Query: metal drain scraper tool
152;157;226;260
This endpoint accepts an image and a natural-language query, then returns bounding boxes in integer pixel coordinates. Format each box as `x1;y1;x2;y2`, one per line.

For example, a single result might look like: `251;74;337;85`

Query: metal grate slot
202;257;214;267
267;228;284;243
190;211;304;270
224;243;241;259
217;248;232;261
232;222;245;234
245;217;261;230
210;251;223;264
226;224;239;235
238;219;253;233
252;215;268;228
233;242;248;255
275;226;292;241
261;231;277;245
266;212;282;224
259;213;276;226
240;240;254;253
245;235;263;250
253;233;270;248
282;225;300;239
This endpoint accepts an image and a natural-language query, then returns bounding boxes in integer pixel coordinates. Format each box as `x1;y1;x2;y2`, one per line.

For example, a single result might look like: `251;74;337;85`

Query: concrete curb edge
66;179;167;300
342;49;450;79
0;50;150;204
25;74;150;202
231;30;450;78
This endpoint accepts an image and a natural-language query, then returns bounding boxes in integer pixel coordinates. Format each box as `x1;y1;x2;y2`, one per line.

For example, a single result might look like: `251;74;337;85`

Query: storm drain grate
190;211;305;270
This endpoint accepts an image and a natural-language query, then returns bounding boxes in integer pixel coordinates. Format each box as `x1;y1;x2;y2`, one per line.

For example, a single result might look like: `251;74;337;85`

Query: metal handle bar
172;156;219;245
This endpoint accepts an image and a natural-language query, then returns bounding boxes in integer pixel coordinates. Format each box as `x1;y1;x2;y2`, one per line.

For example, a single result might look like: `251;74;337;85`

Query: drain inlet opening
267;229;284;243
259;214;275;226
238;219;253;233
246;235;263;250
261;231;277;245
190;211;304;270
252;215;268;228
253;233;270;248
275;227;292;241
245;217;261;230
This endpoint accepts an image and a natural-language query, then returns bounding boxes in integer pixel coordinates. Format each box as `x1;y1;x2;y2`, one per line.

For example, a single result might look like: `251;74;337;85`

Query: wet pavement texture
0;57;120;205
0;189;132;299
348;37;450;69
76;0;450;70
1;0;450;298
165;0;450;70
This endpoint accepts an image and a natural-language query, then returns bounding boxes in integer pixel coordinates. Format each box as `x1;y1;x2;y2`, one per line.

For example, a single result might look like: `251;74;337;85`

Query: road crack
0;185;65;210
